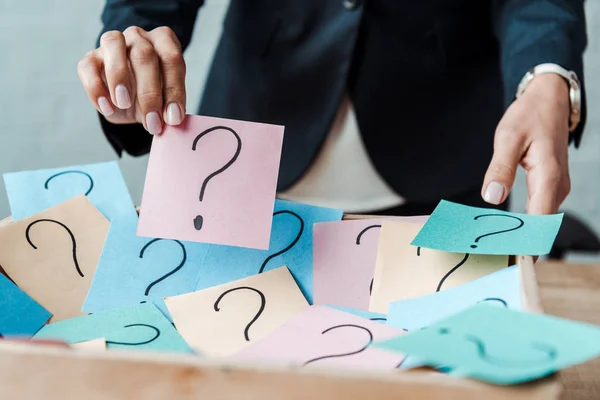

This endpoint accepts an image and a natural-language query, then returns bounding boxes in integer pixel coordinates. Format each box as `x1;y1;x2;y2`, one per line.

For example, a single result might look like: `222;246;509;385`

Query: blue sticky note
3;161;137;222
34;303;192;353
375;303;600;385
83;215;210;320
326;305;387;324
0;273;51;337
387;266;521;332
411;200;563;255
195;199;343;303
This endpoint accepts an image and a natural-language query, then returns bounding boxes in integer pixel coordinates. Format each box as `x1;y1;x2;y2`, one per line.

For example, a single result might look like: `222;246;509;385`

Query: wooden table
536;261;600;400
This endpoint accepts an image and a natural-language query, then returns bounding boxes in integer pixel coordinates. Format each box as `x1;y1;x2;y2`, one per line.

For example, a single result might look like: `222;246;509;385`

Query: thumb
481;136;523;206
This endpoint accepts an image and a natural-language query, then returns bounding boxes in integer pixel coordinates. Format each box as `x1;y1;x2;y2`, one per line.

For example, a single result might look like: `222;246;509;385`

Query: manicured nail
145;111;162;135
166;103;182;125
97;97;114;116
115;84;131;109
484;181;505;205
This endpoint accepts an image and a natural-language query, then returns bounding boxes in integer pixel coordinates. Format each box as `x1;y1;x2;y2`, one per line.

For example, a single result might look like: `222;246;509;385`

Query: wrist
525;74;569;101
525;74;570;116
516;64;581;131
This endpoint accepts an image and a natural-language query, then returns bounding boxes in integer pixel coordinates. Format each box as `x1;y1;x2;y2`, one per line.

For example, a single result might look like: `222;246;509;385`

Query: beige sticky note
0;195;109;322
71;338;106;351
369;221;508;313
165;266;309;358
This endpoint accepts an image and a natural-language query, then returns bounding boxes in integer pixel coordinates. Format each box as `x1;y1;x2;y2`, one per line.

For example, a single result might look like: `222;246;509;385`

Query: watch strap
516;63;581;132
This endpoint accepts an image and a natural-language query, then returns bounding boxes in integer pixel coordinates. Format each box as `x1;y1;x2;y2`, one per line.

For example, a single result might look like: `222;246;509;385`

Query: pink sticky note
138;115;284;249
313;216;428;310
233;305;406;370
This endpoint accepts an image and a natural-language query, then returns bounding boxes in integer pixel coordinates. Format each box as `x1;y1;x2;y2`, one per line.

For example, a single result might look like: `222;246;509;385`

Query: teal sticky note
411;200;563;255
326;305;387;323
34;303;192;353
0;273;51;337
375;303;600;384
387;266;521;332
3;161;137;222
83;215;209;320
195;199;343;303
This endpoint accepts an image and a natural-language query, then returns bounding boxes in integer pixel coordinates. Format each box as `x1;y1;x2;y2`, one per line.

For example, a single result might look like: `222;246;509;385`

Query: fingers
525;157;570;215
99;31;132;109
79;26;186;133
482;126;525;206
77;50;114;117
148;27;186;126
124;27;163;135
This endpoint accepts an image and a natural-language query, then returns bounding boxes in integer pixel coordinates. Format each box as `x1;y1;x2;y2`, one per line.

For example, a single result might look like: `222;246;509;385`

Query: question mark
214;286;266;341
478;297;508;307
302;324;374;366
470;214;524;249
438;328;557;367
192;126;242;231
139;238;187;297
105;323;161;346
355;224;381;245
417;247;469;292
258;210;304;274
356;224;381;295
44;170;94;196
25;219;83;278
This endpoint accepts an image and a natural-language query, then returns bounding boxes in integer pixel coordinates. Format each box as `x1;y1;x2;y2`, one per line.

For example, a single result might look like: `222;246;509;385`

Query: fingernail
97;97;114;116
484;181;505;205
166;103;182;125
115;84;131;109
145;111;162;135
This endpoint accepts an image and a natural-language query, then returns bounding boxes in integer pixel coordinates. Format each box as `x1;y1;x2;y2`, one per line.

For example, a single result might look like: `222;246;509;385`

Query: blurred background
1;1;599;261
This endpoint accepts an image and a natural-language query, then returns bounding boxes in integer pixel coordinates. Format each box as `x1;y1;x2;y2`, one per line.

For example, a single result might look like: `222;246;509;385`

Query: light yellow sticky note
369;221;508;313
165;266;309;358
71;338;106;351
0;195;110;322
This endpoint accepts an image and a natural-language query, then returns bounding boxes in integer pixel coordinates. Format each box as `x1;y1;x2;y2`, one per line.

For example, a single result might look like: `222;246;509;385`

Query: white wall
2;1;600;260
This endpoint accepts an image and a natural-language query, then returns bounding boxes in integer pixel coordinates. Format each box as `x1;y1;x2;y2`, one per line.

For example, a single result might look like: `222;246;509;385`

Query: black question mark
417;247;470;292
214;286;266;341
356;224;381;296
478;297;508;307
192;126;242;231
105;323;161;346
44;170;94;196
25;219;83;278
258;210;304;274
438;328;557;367
139;238;187;297
470;214;524;249
302;324;374;366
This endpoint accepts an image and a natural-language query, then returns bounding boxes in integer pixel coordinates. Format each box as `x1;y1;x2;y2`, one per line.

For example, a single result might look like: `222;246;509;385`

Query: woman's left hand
481;73;572;215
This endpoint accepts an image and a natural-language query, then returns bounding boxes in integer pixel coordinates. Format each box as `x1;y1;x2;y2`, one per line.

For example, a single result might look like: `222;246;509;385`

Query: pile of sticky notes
0;114;598;386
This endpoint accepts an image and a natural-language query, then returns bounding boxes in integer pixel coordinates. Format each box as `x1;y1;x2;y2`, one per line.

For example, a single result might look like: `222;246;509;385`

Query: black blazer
99;0;587;202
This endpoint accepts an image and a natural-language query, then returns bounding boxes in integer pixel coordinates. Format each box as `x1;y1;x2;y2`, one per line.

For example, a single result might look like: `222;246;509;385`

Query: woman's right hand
77;26;187;135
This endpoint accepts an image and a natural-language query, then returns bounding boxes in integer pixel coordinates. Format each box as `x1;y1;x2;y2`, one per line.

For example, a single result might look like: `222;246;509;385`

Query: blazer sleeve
492;0;588;147
97;0;205;157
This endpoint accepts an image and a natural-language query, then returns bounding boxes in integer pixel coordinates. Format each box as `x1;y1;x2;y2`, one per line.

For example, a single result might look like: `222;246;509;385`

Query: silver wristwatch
516;63;582;132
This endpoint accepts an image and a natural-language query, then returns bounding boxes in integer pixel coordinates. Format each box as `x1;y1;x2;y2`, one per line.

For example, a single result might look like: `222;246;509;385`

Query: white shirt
278;95;405;212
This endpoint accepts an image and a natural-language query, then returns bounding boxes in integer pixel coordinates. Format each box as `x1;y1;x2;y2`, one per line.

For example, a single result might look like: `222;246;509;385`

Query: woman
78;0;586;216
